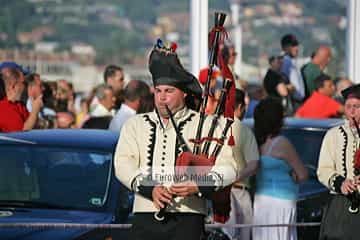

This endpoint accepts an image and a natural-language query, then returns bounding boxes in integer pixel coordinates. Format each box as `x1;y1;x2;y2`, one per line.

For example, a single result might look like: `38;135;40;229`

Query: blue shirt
256;155;298;200
108;104;136;134
281;54;305;101
244;100;259;119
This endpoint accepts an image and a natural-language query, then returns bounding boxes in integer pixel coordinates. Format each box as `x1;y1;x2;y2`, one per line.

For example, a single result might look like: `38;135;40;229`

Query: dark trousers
320;194;360;240
129;212;205;240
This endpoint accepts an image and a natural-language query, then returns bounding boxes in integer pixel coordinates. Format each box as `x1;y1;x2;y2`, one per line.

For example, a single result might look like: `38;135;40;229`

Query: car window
282;128;325;170
282;128;327;197
0;146;112;210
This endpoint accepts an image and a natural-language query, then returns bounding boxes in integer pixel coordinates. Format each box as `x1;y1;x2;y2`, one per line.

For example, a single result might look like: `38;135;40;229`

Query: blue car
0;129;132;240
243;118;344;240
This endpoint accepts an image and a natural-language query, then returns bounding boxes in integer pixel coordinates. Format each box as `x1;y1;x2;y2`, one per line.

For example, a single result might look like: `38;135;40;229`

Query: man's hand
286;84;295;92
169;181;199;197
341;179;358;195
31;95;43;113
152;186;172;209
23;95;43;131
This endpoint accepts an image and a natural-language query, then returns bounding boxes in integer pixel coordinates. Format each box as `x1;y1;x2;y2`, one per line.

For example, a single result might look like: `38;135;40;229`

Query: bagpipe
154;12;236;223
348;117;360;214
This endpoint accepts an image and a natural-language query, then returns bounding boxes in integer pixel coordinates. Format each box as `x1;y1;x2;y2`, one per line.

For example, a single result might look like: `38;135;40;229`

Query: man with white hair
82;84;115;129
91;84;115;117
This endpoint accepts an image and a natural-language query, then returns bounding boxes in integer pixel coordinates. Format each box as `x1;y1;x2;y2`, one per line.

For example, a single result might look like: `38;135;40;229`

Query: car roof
0;129;119;151
242;117;344;130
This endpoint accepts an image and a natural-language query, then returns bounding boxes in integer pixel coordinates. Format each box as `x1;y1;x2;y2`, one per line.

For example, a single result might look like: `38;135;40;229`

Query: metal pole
230;0;242;77
190;0;208;76
346;0;360;83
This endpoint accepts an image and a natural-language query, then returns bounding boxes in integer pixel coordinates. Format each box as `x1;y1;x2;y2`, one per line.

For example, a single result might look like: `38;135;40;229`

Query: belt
232;185;249;191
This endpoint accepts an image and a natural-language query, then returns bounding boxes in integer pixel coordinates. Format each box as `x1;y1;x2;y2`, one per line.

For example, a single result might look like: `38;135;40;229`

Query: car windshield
0;145;112;210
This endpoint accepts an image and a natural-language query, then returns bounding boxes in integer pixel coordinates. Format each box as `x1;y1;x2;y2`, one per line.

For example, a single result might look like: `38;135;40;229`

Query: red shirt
296;91;341;118
0;97;29;132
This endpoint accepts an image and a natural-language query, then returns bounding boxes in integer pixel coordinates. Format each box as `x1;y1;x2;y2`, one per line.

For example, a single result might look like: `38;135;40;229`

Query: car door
282;127;330;240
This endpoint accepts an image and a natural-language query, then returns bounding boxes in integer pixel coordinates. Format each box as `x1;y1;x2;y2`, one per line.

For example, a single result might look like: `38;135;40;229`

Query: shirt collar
150;106;190;125
172;106;189;120
91;104;114;117
121;104;136;115
1;96;20;105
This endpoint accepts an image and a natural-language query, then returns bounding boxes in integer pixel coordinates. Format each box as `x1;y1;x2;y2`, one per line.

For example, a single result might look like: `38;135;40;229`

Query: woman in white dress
252;98;308;240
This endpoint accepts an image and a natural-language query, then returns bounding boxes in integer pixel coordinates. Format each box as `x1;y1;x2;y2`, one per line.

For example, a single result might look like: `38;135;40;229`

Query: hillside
0;0;347;76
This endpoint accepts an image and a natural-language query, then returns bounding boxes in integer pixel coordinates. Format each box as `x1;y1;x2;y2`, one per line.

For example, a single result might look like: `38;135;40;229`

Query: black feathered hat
341;84;360;100
148;42;202;98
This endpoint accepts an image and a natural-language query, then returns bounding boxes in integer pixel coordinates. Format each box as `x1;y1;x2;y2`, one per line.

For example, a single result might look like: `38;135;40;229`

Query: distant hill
0;0;347;77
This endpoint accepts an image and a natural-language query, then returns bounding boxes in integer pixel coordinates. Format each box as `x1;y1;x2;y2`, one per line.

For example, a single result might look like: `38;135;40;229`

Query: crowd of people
0;34;352;133
0;32;359;240
263;34;352;119
0;63;153;132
